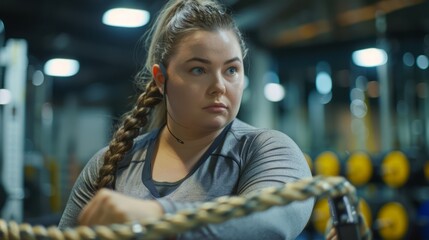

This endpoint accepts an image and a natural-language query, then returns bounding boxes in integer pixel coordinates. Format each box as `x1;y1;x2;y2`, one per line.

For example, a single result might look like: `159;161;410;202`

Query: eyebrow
185;57;242;65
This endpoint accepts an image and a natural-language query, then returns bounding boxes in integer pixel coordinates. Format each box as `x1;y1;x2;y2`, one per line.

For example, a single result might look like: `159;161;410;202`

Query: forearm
158;197;314;240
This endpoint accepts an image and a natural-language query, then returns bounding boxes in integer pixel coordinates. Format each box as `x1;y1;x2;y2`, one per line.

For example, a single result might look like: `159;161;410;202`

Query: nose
208;73;226;96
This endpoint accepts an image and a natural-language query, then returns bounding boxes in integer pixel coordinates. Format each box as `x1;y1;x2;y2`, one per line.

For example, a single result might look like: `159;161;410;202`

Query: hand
78;189;164;226
325;227;337;240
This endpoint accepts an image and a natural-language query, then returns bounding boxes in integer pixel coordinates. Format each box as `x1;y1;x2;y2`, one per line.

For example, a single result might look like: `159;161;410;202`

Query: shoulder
230;119;306;165
118;129;159;167
86;147;109;170
224;119;305;165
228;120;312;191
229;119;295;146
132;129;158;150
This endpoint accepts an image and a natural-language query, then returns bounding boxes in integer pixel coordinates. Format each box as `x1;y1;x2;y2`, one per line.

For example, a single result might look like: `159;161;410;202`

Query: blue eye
191;67;204;75
227;67;238;75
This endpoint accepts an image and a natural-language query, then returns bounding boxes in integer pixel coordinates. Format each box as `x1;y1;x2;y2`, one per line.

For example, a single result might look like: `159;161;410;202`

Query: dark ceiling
1;0;428;110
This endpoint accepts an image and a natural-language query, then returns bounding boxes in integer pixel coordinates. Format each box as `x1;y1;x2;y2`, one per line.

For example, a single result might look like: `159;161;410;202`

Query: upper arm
58;148;106;229
238;130;312;195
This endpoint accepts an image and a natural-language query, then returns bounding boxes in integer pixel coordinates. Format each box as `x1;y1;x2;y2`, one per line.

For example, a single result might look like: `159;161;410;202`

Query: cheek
231;80;244;97
168;85;200;110
228;84;244;106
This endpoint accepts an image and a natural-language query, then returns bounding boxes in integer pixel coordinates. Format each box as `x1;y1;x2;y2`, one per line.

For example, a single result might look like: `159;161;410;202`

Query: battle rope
0;176;361;240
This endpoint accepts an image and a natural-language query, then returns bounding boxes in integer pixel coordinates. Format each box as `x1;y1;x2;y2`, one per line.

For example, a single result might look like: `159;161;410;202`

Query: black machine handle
328;195;361;240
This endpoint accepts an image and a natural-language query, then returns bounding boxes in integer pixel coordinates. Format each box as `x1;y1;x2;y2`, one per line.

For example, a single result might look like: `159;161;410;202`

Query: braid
96;81;163;189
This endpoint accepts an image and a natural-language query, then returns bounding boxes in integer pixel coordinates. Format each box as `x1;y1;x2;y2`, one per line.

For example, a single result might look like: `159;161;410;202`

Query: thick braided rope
0;176;357;240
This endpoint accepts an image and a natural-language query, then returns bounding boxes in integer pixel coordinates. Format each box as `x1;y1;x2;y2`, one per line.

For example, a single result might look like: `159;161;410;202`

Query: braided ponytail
96;82;162;189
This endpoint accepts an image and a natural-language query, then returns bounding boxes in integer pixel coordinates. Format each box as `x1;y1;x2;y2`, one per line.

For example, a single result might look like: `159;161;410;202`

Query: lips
203;103;227;109
203;103;228;112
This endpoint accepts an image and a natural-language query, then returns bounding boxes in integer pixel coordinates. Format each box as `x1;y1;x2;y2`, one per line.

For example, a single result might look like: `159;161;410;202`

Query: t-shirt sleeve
157;130;314;240
57;148;106;229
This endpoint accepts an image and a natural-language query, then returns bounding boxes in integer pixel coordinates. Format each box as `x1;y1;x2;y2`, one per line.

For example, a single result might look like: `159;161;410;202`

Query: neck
166;121;184;144
162;120;224;149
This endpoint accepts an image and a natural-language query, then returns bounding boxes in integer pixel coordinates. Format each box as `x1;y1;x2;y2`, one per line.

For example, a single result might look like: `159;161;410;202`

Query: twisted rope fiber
0;176;357;240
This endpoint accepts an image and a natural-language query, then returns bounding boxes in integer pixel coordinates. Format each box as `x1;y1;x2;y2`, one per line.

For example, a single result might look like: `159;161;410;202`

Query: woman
58;0;314;239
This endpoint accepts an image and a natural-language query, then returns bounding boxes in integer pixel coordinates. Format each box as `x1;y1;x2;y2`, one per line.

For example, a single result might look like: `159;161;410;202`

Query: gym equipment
0;39;28;222
381;151;410;188
329;195;360;240
417;200;429;239
0;176;368;240
358;198;372;231
312;197;372;237
375;201;409;240
346;151;373;187
314;151;341;176
406;152;429;186
378;150;429;188
310;150;429;239
312;198;330;234
345;150;427;188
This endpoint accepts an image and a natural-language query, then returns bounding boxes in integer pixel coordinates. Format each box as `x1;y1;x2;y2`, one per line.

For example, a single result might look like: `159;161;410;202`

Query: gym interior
1;0;429;239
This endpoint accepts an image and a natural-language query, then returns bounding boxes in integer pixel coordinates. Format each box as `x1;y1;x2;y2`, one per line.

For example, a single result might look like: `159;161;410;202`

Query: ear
152;64;166;95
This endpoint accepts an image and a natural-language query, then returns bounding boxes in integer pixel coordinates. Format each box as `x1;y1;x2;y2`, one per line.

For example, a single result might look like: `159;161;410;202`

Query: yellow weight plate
312;199;330;234
424;161;429;182
304;153;313;172
376;202;408;239
359;198;372;229
346;152;373;186
381;151;410;188
315;151;340;176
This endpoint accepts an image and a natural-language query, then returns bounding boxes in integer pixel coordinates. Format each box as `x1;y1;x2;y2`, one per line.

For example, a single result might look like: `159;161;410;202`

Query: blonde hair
96;0;248;189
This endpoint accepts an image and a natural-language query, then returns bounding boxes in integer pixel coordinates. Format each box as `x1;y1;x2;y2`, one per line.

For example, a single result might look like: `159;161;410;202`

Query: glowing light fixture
315;71;332;95
416;55;429;70
103;8;150;28
44;58;80;77
32;70;44;86
0;89;11;105
403;52;415;67
264;83;285;102
350;99;367;118
352;48;388;67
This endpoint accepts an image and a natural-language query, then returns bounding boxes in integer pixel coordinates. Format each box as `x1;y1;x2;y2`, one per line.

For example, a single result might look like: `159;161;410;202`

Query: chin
203;117;232;130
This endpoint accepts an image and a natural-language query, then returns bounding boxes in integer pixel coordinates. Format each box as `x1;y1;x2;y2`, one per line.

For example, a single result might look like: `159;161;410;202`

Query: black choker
166;123;184;144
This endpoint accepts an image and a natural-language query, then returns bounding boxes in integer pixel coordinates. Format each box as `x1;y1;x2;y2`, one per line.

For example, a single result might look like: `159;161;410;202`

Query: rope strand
0;176;363;240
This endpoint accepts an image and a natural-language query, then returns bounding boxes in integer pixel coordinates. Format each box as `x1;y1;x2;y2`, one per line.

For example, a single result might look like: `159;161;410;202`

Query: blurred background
1;0;429;239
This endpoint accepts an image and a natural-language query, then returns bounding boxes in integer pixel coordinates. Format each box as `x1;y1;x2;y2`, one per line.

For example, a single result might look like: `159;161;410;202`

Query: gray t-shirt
59;119;314;239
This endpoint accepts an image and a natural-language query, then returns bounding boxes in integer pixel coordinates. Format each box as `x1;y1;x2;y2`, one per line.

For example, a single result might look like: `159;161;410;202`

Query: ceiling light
352;48;388;67
44;58;80;77
264;83;285;102
102;8;150;28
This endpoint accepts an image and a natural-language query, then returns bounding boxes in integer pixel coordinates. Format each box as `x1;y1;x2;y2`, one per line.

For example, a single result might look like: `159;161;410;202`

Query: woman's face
165;29;244;133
